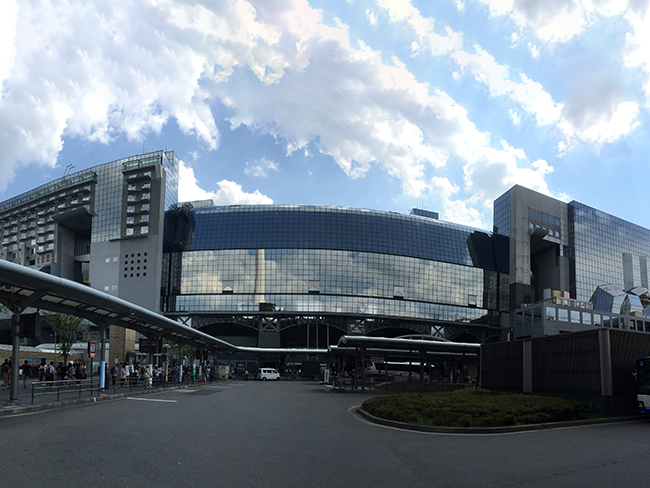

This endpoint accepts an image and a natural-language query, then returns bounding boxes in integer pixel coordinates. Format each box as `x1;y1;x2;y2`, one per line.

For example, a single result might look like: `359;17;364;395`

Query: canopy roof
0;259;239;352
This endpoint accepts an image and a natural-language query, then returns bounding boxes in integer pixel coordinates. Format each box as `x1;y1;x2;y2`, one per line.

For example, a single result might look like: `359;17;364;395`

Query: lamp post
50;329;58;367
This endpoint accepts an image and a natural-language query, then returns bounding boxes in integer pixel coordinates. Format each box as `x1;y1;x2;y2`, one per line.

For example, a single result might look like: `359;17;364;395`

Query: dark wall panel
481;341;522;392
609;329;650;395
531;330;600;395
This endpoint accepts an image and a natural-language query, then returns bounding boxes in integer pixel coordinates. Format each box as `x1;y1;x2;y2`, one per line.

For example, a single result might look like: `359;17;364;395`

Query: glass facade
163;206;508;326
91;158;124;243
493;191;511;237
569;202;650;302
162;151;179;212
186;205;483;264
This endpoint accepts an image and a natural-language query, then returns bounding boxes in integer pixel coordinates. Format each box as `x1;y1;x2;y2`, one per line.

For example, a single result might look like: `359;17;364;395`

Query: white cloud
477;0;627;45
211;180;274;205
527;42;539;58
244;157;279;177
378;0;640;150
428;176;484;228
624;3;650;101
366;9;378;25
463;140;554;207
376;0;462;55
452;45;562;126
4;0;637;228
558;71;640;146
0;0;19;87
510;32;520;47
509;109;520;125
0;0;223;192
0;0;521;215
179;160;272;205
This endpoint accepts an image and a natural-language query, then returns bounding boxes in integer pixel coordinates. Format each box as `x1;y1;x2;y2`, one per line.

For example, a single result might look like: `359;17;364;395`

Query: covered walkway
0;259;327;402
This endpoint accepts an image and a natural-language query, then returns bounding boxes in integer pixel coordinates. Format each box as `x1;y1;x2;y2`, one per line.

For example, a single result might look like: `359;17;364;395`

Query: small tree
163;340;197;365
43;312;87;365
182;344;197;361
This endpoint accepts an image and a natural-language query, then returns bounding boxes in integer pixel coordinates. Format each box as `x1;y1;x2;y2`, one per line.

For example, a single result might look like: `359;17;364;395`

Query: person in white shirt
120;363;128;386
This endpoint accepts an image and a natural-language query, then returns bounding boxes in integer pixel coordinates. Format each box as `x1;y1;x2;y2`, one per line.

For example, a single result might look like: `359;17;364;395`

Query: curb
0;384;194;417
353;406;645;434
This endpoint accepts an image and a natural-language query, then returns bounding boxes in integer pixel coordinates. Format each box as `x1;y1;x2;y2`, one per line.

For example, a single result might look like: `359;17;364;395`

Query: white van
257;368;281;381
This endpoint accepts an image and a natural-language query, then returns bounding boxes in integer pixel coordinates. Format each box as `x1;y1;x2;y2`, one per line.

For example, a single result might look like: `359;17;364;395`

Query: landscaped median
358;389;593;433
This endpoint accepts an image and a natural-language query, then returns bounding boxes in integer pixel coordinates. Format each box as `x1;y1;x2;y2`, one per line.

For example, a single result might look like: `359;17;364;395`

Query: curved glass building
162;204;509;347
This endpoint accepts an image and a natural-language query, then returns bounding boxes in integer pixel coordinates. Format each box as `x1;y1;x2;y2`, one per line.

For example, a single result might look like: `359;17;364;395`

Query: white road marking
127;397;177;403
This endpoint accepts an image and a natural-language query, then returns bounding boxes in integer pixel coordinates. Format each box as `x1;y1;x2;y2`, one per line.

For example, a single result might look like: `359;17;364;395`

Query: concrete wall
505;185;569;309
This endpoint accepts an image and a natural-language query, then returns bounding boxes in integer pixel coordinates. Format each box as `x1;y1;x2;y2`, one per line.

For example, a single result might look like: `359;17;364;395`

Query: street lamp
50;329;57;367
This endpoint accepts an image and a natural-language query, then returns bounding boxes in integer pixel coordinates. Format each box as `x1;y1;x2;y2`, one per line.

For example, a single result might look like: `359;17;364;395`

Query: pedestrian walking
22;359;30;388
120;363;128;386
38;359;47;382
46;361;55;383
2;359;10;390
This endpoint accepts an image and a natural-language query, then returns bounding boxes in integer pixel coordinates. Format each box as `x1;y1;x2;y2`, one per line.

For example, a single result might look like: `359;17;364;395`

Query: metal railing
31;378;104;405
30;375;221;405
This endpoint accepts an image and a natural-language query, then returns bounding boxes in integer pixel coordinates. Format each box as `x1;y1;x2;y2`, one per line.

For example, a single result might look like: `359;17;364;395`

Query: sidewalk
0;379;200;416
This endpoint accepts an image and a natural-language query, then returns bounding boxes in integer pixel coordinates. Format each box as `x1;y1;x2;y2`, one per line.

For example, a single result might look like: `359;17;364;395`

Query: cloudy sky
1;0;648;230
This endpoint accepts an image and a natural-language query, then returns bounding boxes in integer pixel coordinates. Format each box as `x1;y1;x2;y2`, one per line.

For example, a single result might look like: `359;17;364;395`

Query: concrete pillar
523;340;532;393
109;325;136;368
599;329;613;396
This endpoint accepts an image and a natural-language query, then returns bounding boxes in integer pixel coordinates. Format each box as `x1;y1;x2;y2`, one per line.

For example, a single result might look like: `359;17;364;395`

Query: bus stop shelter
330;335;481;391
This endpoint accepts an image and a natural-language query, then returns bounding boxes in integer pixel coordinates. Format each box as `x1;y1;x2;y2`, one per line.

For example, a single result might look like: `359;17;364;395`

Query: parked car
257;368;281;381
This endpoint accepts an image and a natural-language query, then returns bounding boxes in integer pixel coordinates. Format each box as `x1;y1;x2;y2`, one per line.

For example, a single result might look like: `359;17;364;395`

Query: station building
161;203;509;348
2;153;650;353
495;185;650;339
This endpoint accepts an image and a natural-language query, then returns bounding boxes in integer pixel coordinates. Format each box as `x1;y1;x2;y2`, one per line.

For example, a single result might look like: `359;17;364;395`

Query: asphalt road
0;381;649;488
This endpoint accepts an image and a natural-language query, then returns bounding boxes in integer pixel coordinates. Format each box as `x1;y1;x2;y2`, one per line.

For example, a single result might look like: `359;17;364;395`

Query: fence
29;374;216;405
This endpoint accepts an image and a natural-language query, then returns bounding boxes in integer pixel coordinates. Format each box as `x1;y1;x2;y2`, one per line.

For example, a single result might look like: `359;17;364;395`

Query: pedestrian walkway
0;378;213;416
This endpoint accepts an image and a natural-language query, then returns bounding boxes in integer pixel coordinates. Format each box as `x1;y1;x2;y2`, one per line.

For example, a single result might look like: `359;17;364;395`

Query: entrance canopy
0;259;239;352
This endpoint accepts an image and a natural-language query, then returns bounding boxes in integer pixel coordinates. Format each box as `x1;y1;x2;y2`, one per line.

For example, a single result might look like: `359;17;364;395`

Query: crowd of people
105;362;218;388
1;358;220;391
1;357;94;391
37;358;88;384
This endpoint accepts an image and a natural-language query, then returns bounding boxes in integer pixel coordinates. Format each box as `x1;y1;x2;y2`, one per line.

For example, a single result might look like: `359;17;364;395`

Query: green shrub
362;389;589;428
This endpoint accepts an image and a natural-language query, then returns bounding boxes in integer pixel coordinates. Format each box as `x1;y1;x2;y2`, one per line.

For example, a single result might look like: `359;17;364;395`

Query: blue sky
1;0;649;230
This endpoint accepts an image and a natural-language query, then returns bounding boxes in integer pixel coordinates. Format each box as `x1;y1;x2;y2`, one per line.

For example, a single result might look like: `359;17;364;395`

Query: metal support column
177;342;185;382
9;306;21;402
420;350;425;391
361;347;366;391
384;353;388;392
353;346;358;390
99;326;107;389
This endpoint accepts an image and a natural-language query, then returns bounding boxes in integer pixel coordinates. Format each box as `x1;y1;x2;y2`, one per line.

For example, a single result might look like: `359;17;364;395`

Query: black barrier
29;373;223;405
